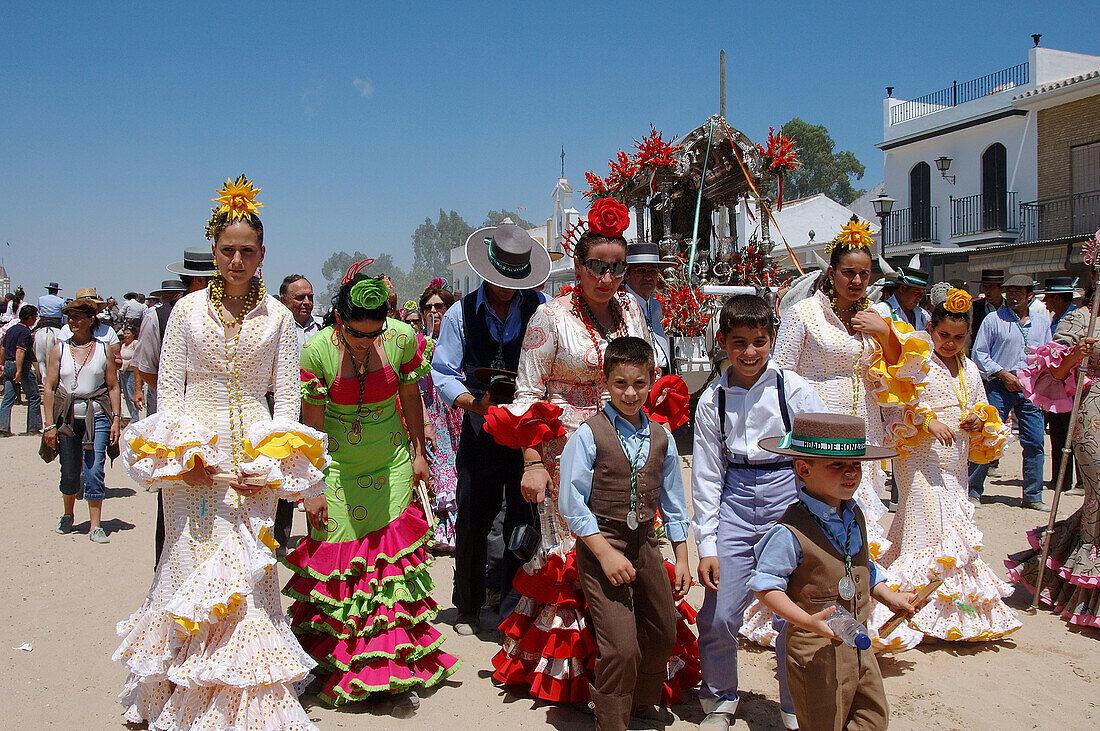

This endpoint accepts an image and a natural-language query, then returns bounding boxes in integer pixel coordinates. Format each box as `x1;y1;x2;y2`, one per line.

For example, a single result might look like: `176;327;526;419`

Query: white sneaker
700;711;733;729
781;710;799;729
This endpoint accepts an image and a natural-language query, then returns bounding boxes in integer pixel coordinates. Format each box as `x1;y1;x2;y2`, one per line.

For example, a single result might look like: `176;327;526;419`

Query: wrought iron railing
950;192;1018;237
1018;190;1100;243
883;207;939;248
890;63;1029;125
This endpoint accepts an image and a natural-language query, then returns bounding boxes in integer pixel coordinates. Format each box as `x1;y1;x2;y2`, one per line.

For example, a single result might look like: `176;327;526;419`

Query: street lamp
935;156;955;185
872;193;895;259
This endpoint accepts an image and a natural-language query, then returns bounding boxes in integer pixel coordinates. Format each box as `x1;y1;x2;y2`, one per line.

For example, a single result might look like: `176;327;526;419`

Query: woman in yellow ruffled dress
871;290;1021;649
114;177;330;730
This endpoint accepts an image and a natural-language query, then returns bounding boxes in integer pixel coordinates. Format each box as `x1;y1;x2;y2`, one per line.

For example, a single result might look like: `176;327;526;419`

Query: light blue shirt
626;284;670;370
747;488;887;593
431;283;549;410
872;294;929;331
972;304;1053;378
558;404;690;542
37;293;64;319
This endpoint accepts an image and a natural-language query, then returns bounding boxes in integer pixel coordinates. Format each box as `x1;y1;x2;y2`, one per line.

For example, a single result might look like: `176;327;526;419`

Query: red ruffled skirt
283;503;460;705
491;550;700;705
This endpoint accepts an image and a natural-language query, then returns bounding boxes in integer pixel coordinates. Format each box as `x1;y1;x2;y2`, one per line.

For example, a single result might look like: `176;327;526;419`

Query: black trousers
453;417;534;615
1046;411;1078;490
274;498;295;551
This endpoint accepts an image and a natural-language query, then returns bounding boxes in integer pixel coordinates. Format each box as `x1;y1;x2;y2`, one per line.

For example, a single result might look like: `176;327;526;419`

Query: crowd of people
3;177;1097;731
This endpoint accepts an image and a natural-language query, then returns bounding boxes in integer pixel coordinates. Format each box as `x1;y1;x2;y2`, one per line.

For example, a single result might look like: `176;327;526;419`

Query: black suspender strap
718;369;793;467
776;369;791;431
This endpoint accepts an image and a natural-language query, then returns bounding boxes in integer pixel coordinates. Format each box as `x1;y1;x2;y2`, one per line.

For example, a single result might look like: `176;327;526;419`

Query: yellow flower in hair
944;288;973;314
824;217;874;254
212;174;264;222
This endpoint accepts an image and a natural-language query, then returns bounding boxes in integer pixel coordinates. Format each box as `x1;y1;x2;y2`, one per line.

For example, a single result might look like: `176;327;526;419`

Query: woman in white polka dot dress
872;290;1020;649
113;177;330;730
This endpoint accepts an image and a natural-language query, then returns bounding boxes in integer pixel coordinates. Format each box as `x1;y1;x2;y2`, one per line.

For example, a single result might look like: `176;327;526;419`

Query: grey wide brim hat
150;279;187;298
167;246;218;277
626;242;678;269
759;413;898;461
465;223;552;290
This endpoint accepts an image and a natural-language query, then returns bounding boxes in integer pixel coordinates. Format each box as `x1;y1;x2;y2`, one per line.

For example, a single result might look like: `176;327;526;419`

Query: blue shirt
431;283;548;409
626;284;669;370
972;305;1053;378
37;293;65;319
558;404;690;542
1052;304;1076;334
747;488;887;593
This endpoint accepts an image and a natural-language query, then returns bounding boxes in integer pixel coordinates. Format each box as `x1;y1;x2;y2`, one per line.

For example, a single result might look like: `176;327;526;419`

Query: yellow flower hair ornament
205;174;263;239
824;216;874;255
944;288;973;314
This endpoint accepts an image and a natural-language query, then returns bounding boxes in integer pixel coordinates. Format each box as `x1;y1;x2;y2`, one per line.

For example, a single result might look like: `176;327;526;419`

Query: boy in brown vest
750;413;916;731
558;336;691;731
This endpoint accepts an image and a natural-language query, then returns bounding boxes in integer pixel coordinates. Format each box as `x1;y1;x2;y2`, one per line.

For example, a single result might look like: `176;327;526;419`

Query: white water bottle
825;603;871;649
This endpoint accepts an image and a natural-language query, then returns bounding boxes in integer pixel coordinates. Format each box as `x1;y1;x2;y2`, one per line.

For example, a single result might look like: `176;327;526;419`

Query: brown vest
780;500;871;665
586;411;667;525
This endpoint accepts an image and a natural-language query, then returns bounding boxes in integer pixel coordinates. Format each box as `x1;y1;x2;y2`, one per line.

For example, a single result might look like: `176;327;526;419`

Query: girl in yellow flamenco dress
871;290;1021;649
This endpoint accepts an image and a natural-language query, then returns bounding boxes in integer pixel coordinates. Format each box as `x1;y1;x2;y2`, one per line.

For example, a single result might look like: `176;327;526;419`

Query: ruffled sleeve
1020;340;1092;414
967;403;1009;465
884;402;934;460
241;417;330;499
393;321;433;384
507;301;559;416
868;325;930;406
123;412;227;489
484;402;566;450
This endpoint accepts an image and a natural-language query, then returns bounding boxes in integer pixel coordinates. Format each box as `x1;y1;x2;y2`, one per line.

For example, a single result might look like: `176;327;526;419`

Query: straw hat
759;413;897;461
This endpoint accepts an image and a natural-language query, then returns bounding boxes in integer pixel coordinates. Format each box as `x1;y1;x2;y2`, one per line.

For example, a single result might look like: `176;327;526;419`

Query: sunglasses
406;318;422;326
583;259;628;278
424;302;448;311
342;323;387;340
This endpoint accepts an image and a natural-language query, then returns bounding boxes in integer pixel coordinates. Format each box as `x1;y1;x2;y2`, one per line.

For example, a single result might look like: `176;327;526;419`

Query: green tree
779;118;866;205
412;210;472;278
482;209;536;229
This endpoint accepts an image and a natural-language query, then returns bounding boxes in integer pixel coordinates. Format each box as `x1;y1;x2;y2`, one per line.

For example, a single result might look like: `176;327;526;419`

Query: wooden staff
878;577;943;638
1029;263;1100;611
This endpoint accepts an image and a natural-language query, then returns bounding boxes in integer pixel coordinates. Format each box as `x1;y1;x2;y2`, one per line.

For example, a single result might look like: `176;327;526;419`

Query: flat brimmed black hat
45;282;61;291
149;279;187;298
979;269;1005;284
465;223;552;290
895;266;930;288
1041;276;1079;294
759;413;897;461
626;242;677;269
167;246;217;277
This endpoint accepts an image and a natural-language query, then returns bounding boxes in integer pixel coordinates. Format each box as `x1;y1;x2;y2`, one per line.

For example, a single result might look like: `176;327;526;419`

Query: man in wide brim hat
465;222;552;290
972;268;1006;340
872;265;930;330
624;242;676;375
434;220;552;636
149;279;187;300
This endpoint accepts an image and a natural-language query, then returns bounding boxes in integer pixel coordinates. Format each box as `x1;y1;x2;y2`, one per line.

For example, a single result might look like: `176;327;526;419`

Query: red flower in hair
483;402;566;450
587;198;631;238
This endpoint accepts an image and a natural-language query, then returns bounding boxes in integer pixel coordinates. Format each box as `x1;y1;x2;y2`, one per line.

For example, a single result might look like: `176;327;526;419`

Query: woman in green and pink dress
283;267;458;712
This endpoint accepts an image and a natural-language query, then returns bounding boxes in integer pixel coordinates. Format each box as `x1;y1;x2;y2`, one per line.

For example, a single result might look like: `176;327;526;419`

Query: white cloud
353;76;374;98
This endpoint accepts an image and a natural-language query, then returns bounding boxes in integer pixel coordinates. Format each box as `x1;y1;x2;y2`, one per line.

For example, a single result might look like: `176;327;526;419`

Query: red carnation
587;198;631;238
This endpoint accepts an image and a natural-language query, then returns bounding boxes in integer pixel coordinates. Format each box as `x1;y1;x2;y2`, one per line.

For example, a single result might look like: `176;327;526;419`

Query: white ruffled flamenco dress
113;290;330;730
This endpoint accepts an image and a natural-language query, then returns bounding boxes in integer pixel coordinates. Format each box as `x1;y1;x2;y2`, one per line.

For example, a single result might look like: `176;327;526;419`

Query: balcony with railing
950;192;1019;237
890;63;1029;125
882;207;939;249
1018;190;1100;243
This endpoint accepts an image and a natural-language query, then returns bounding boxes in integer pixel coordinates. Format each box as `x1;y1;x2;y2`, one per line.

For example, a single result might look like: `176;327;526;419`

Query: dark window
910;162;932;241
982;143;1008;231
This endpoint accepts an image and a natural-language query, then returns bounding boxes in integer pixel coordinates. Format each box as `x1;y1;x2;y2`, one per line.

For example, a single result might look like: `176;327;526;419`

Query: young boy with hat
750;413;915;731
558;336;690;731
691;294;826;730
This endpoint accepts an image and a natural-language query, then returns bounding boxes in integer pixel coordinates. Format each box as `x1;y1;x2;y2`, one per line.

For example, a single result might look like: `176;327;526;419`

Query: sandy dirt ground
1;403;1097;730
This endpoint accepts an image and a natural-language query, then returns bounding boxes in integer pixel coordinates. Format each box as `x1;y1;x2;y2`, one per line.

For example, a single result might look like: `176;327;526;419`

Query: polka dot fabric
114;288;326;730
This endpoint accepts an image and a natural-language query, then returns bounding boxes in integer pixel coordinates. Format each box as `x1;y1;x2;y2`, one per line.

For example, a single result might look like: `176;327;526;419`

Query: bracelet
43;425;57;432
524;463;548;472
524;460;544;467
921;413;935;431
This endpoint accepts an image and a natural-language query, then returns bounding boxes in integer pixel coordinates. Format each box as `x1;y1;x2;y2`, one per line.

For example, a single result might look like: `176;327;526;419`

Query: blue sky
1;1;1094;300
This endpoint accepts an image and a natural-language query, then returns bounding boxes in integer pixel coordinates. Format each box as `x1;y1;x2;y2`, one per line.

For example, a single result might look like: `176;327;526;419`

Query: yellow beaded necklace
210;277;265;472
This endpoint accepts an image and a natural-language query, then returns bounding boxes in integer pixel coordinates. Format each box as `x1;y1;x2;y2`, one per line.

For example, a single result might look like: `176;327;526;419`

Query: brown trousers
576;521;677;731
785;630;888;731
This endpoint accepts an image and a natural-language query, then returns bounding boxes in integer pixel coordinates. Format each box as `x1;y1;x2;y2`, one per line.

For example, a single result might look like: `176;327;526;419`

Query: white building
878;42;1100;284
0;265;9;298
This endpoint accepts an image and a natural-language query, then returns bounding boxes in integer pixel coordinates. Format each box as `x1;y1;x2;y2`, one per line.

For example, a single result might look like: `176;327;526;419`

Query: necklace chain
572;290;626;373
68;340;95;389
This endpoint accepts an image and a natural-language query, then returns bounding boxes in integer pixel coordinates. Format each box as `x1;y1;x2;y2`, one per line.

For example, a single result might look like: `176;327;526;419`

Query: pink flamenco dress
870;343;1020;650
484;293;700;706
418;360;462;551
1008;307;1100;629
282;321;459;706
114;289;331;730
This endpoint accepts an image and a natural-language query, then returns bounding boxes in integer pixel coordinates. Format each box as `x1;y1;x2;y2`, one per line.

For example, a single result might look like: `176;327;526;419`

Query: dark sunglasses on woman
343;323;386;339
583;259;628;278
